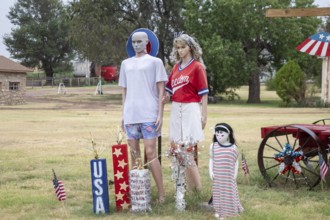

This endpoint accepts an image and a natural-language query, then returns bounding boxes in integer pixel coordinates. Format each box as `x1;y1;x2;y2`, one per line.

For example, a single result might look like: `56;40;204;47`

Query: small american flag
319;153;329;182
241;153;249;175
52;169;66;201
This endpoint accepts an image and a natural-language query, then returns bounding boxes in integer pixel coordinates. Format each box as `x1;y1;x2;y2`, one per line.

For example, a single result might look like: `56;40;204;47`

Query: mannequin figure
119;31;167;203
209;123;244;219
164;34;208;191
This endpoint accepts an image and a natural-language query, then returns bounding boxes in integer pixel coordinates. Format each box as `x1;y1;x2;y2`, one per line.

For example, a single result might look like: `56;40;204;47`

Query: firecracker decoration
129;158;152;212
88;133;110;214
166;139;196;211
90;158;110;214
112;143;130;211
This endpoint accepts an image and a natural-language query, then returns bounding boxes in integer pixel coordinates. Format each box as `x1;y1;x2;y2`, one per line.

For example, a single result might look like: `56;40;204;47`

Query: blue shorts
124;122;160;140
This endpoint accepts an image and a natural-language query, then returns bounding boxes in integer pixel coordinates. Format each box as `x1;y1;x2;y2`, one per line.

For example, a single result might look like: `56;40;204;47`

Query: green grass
0;85;329;219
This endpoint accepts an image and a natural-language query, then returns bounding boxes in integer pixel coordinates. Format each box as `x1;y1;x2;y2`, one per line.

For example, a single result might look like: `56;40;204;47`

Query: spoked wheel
258;125;327;190
313;118;330;125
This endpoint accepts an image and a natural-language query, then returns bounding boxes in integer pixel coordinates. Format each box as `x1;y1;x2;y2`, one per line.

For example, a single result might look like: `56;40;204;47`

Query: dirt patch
2;86;123;110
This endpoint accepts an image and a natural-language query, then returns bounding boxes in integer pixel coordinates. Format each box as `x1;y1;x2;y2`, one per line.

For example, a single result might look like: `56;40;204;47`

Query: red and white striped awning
296;32;330;57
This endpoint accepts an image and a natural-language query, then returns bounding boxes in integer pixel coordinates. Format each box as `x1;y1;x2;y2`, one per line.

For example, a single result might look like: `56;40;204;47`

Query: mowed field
0;85;330;220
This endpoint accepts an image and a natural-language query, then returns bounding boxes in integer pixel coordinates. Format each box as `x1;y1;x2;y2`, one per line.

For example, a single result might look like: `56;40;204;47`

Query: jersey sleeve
165;67;174;95
196;63;209;96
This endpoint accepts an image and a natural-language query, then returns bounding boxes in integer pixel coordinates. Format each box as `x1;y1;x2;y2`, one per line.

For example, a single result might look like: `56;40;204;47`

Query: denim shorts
124;122;160;140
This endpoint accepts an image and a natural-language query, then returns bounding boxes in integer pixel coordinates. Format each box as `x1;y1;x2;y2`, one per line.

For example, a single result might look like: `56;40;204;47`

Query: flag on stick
52;169;66;201
319;153;329;182
242;152;249;176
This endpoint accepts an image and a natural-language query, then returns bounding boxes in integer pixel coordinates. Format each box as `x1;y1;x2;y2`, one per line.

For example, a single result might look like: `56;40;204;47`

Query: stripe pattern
296;32;330;57
212;143;244;217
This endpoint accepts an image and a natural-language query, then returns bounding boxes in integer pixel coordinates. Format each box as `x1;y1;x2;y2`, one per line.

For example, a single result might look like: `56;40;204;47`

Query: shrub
265;78;276;91
274;60;306;106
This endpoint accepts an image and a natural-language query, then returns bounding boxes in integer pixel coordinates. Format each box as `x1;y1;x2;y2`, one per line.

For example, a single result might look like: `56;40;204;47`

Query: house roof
0;55;32;73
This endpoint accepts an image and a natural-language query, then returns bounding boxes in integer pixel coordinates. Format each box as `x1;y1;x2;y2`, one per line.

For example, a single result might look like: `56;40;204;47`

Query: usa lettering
93;161;105;214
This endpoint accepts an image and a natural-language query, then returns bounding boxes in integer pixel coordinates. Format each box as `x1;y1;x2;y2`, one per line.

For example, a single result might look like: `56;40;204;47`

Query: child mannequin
209;123;244;219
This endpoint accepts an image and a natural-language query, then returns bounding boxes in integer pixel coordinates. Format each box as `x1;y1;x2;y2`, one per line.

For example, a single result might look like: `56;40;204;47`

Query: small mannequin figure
209;123;244;219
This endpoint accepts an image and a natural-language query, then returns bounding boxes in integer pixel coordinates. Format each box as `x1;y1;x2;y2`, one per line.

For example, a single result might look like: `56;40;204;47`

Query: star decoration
114;171;123;180
113;148;123;158
121;201;130;210
116;191;124;201
120;181;129;191
118;159;127;169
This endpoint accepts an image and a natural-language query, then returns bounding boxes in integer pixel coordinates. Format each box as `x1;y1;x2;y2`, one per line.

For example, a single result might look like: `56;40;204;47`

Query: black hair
213;122;236;144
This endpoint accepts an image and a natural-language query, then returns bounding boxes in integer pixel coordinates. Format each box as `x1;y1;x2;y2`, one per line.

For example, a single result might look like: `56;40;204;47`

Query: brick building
0;56;31;105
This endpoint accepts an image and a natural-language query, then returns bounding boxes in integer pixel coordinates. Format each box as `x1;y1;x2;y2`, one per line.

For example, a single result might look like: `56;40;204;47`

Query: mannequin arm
234;158;238;179
209;144;214;180
121;88;126;131
201;94;208;129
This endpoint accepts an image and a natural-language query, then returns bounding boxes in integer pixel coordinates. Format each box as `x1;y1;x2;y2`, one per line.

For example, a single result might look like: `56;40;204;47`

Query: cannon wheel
313;118;330;125
258;125;328;190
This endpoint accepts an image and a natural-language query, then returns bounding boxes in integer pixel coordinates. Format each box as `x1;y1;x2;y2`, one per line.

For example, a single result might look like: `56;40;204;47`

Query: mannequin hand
155;116;163;132
162;92;170;104
201;115;207;130
210;172;214;180
121;118;125;133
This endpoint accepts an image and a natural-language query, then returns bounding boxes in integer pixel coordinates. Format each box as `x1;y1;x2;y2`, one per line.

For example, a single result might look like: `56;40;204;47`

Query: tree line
4;0;327;103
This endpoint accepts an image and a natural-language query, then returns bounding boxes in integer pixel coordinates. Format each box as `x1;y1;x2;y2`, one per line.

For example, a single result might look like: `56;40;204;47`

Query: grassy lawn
0;85;329;220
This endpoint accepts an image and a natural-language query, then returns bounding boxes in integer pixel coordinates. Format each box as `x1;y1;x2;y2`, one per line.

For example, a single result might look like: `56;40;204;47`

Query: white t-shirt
119;54;168;124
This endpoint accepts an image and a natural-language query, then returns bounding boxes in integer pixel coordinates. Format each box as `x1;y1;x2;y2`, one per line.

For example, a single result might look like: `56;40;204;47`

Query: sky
0;0;329;59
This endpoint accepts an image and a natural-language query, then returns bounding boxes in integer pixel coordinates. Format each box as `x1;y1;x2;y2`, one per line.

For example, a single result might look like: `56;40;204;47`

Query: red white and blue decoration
129;165;151;212
319;152;329;182
90;158;110;214
112;144;130;211
296;32;330;57
166;141;196;211
126;28;159;57
52;169;66;201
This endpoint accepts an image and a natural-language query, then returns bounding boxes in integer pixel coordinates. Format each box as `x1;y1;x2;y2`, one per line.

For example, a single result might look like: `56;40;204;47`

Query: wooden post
321;57;330;103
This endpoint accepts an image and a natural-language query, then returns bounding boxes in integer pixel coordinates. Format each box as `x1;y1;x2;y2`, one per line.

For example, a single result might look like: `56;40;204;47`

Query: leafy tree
274;60;306;105
3;0;73;78
68;0;184;66
184;0;321;103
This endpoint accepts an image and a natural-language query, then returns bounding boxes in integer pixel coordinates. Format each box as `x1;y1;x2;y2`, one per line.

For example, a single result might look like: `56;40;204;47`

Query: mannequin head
170;33;205;68
213;123;235;145
132;32;149;55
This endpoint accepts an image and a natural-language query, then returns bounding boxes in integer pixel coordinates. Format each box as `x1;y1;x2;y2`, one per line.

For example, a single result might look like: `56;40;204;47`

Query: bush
274;60;306;106
265;78;276;91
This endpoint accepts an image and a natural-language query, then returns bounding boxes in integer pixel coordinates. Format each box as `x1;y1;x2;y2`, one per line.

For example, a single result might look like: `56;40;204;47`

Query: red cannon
258;119;330;190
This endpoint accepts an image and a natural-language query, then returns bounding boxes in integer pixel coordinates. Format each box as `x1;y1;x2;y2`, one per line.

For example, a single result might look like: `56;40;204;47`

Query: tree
274;60;306;105
4;0;73;78
184;0;321;103
68;0;185;66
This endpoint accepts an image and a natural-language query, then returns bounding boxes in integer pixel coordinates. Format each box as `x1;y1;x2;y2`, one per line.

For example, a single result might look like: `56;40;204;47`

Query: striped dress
212;142;244;217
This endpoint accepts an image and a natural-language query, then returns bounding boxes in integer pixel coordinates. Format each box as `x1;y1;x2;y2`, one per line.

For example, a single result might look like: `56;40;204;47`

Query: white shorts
169;101;204;145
